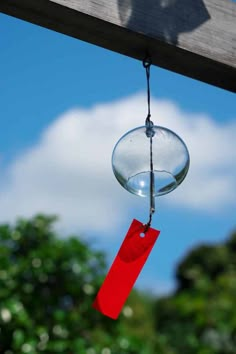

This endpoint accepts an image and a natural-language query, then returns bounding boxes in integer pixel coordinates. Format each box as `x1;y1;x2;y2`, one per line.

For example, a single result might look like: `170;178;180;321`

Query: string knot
145;118;155;138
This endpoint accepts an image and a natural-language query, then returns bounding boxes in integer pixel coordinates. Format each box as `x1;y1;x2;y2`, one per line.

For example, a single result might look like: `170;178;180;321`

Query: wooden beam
1;0;235;92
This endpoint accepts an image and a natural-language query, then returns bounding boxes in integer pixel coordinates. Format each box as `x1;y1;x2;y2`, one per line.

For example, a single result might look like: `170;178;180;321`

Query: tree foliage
0;215;147;353
154;231;236;353
0;215;235;353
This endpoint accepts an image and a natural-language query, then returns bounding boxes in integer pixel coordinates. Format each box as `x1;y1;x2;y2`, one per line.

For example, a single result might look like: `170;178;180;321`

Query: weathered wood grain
0;0;235;92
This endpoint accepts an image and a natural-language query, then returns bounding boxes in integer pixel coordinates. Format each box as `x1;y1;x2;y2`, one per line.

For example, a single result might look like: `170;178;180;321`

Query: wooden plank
0;0;235;92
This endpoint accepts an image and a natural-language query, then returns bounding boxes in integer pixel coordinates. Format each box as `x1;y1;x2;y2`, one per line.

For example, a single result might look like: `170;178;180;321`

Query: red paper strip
92;219;160;319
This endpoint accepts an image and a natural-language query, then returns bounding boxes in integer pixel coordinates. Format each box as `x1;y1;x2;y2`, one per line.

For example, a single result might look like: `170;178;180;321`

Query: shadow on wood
0;0;235;92
118;0;210;45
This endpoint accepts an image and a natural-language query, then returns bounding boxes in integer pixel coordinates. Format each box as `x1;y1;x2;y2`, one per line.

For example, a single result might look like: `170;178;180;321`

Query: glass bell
112;125;190;197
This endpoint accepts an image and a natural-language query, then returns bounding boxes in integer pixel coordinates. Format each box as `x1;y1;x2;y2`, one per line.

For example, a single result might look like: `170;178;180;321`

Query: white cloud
0;94;235;234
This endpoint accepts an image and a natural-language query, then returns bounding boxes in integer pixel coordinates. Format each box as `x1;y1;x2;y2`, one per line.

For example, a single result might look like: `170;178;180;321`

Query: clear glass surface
112;125;190;197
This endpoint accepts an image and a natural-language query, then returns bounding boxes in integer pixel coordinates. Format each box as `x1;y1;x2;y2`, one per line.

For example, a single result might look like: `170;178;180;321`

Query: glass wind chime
93;58;190;319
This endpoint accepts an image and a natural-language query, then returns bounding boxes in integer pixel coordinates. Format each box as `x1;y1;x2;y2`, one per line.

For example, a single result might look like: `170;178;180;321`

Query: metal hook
142;55;152;68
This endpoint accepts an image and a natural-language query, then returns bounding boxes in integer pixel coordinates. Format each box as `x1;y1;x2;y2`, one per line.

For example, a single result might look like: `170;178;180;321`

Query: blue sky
0;13;235;295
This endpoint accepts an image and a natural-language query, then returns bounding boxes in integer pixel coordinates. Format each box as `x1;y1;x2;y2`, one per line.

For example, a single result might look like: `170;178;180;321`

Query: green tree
0;215;150;353
1;215;235;354
154;231;236;354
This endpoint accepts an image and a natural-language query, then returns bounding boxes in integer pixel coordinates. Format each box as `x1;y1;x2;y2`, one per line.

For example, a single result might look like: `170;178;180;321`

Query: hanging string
143;57;152;124
143;57;155;233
